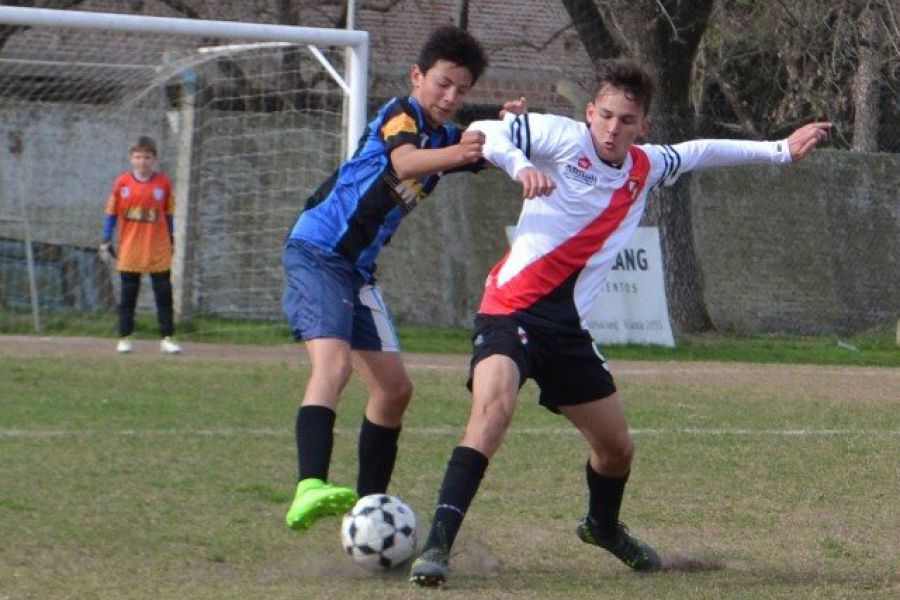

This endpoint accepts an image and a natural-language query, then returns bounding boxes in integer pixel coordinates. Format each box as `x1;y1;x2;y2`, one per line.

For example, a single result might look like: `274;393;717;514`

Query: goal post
0;6;368;341
0;6;368;160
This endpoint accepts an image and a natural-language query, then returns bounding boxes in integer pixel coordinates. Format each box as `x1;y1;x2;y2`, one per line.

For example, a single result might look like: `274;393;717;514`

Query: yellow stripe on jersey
381;112;417;140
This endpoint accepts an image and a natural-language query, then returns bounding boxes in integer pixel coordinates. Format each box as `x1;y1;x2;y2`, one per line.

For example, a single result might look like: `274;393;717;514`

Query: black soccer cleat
576;517;662;572
408;547;450;587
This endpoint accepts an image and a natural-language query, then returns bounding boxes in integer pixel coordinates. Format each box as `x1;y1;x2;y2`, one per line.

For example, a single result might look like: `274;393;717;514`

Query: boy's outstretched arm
390;130;485;180
651;120;834;188
786;121;832;162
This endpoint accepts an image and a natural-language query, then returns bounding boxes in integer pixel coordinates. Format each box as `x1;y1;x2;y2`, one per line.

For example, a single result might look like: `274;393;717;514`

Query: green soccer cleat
408;547;450;587
285;478;358;531
576;517;662;572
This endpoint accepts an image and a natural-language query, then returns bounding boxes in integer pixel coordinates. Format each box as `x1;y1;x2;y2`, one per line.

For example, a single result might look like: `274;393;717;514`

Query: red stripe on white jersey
480;146;651;315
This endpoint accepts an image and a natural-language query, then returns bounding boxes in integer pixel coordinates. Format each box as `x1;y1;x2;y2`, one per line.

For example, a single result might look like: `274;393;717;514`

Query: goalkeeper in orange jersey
100;135;182;355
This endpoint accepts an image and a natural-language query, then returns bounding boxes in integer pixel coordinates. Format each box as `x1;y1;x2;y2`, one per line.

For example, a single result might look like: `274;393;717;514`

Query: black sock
296;405;336;482
586;462;629;537
423;446;489;553
357;417;401;496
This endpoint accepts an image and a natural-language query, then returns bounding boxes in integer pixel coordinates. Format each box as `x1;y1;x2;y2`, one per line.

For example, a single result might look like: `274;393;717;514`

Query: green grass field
1;337;898;599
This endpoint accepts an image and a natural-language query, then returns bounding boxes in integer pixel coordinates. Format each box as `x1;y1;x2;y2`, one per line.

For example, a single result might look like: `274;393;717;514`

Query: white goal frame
0;6;368;328
0;6;369;159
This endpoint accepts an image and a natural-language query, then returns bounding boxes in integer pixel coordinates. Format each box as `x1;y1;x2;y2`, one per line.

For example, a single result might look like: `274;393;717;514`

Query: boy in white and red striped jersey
410;59;831;587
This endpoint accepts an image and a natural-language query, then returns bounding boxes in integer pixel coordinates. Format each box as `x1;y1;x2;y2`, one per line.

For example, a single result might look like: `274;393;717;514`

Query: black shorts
467;314;617;413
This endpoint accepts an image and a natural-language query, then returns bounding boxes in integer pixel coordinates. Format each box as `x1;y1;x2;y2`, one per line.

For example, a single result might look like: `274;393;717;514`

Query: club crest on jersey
577;155;592;170
153;188;166;201
626;178;641;200
120;186;131;198
563;163;597;186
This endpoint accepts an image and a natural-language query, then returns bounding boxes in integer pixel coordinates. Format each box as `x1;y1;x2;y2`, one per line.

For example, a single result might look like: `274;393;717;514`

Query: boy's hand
516;167;555;199
499;96;527;119
98;241;116;264
787;122;832;162
457;130;485;164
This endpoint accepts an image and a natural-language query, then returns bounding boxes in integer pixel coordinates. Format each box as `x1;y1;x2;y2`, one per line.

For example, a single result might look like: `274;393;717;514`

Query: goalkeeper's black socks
586;462;630;536
296;405;336;481
357;417;401;496
423;446;489;553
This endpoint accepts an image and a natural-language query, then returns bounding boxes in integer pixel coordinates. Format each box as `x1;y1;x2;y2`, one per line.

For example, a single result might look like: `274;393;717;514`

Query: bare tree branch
560;0;622;62
881;0;900;57
505;22;573;53
710;72;760;138
456;0;469;30
774;0;803;27
652;0;680;41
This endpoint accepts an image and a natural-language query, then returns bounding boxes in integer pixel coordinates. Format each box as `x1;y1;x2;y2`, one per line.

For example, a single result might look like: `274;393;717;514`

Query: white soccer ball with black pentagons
340;494;417;570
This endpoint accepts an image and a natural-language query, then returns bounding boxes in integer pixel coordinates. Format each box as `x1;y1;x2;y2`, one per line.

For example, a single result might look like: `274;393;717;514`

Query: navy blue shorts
281;239;400;351
467;314;616;413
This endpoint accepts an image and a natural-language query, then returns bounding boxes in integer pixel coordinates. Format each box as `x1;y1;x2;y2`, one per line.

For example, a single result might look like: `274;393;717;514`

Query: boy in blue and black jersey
290;95;483;274
282;25;490;532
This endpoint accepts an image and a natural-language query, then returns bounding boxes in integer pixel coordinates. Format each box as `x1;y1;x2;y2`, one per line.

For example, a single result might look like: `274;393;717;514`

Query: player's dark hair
130;135;157;156
417;25;488;84
594;59;656;115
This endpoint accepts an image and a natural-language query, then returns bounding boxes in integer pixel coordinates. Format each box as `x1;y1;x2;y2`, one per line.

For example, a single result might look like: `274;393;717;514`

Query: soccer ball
340;494;417;571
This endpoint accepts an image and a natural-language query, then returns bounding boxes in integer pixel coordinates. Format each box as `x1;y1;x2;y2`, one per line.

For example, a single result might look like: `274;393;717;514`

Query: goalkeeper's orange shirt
105;171;174;273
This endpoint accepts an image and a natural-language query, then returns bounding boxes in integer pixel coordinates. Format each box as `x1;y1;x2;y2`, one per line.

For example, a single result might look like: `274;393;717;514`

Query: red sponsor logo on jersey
577;155;592;170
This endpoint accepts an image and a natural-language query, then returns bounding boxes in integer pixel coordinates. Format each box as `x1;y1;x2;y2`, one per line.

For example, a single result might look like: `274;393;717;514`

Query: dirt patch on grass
3;334;897;404
1;334;468;369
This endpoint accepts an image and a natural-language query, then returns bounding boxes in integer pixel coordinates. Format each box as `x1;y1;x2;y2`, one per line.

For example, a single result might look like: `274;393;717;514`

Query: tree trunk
560;0;622;61
643;104;714;332
560;0;716;332
647;0;715;331
645;178;712;332
852;0;884;152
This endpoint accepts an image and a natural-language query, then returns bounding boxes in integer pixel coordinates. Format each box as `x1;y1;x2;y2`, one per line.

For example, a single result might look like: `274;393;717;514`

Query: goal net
0;6;367;344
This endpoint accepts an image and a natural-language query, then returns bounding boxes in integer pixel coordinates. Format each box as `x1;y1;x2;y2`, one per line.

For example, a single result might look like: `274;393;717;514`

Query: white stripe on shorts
358;284;400;352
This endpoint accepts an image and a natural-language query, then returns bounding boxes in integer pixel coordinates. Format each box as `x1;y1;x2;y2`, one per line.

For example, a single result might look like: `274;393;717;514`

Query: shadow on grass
662;553;726;572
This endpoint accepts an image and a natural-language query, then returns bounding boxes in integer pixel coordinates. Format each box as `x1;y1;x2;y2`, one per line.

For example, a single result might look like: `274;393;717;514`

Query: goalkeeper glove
98;241;116;263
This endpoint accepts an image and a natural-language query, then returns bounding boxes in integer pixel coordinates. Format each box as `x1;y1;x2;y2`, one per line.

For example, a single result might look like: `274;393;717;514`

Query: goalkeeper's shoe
285;478;357;531
160;337;182;354
116;337;133;354
408;547;450;587
576;517;662;572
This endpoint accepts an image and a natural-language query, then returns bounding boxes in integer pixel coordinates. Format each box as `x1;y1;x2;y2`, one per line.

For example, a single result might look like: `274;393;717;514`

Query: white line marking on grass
1;427;897;439
406;364;900;378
